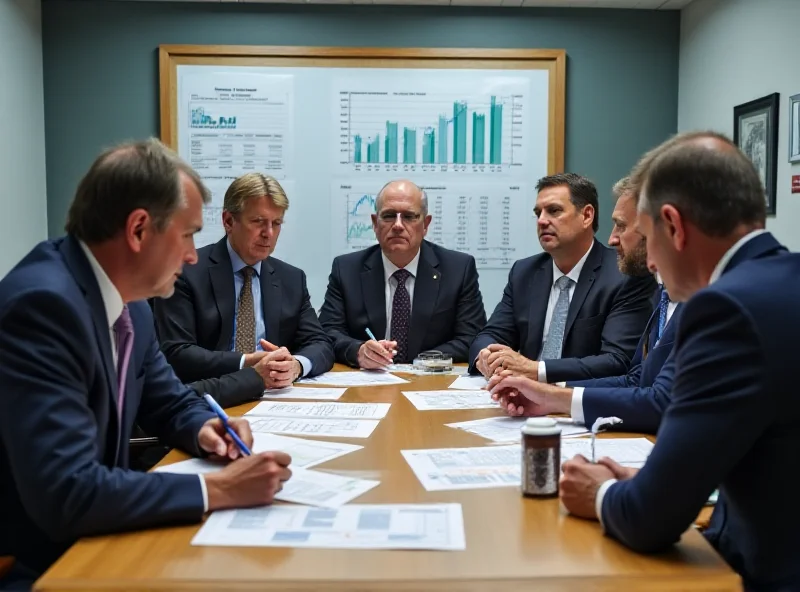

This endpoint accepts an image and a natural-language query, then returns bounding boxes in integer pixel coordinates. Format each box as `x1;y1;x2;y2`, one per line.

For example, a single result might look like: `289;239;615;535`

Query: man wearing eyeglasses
153;173;334;407
319;179;486;368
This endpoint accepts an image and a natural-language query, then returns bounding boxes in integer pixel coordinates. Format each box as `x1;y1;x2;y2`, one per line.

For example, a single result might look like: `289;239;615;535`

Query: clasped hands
244;339;302;388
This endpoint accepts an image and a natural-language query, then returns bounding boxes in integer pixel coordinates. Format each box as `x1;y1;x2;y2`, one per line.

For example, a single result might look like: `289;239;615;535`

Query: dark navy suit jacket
600;232;799;591
318;240;486;365
469;239;657;381
153;238;334;407
0;236;214;586
568;289;682;433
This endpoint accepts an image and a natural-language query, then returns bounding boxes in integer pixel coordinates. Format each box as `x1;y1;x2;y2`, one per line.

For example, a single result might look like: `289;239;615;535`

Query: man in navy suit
558;131;799;590
469;173;656;383
318;179;486;367
153;173;334;408
0;140;292;590
489;176;680;434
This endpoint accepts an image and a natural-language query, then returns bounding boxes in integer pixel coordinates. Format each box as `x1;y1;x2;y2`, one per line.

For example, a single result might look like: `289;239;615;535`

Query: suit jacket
153;238;334;408
0;236;214;583
318;241;487;365
468;239;657;381
567;291;682;433
600;232;799;591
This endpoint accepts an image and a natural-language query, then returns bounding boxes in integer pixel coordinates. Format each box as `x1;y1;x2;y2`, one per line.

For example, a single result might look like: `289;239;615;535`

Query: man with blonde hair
154;173;334;407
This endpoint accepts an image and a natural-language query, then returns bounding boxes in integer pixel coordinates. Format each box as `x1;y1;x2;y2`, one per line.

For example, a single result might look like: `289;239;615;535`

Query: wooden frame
158;45;566;174
733;92;780;216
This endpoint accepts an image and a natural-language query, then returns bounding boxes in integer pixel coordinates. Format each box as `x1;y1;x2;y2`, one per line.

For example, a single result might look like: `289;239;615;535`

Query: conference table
35;366;739;591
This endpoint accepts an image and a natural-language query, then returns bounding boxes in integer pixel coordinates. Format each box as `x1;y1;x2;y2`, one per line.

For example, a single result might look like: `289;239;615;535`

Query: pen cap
521;417;562;437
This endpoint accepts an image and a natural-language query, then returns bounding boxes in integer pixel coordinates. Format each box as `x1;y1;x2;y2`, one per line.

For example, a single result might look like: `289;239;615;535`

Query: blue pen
365;328;398;356
203;394;252;456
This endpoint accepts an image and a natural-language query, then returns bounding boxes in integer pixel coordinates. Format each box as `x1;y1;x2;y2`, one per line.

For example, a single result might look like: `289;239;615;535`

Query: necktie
540;275;574;360
657;287;670;341
235;266;256;354
390;268;412;363
113;305;134;420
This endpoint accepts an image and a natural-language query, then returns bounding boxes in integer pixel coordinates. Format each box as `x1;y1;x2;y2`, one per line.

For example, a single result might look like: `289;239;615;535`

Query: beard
617;241;649;277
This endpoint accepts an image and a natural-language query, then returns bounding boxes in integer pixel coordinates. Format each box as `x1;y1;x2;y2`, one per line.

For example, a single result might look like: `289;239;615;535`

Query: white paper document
262;386;347;401
401;390;498;411
192;503;466;550
275;467;379;507
246;401;391;420
298;371;409;387
446;416;589;443
248;417;380;439
154;433;364;475
402;445;520;491
447;375;488;391
561;437;654;467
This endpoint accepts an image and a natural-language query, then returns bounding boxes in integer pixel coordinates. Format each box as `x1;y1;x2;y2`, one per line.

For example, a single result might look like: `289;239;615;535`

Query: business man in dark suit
154;173;334;408
559;131;799;591
470;173;656;383
0;140;291;590
318;180;486;367
489;177;680;433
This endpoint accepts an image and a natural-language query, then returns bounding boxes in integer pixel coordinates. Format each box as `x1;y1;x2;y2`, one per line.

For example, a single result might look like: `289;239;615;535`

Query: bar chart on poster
164;48;564;311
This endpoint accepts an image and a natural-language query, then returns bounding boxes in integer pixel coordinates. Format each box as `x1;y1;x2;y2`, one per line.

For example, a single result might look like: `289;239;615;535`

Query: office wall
41;0;679;309
0;0;48;277
679;0;800;250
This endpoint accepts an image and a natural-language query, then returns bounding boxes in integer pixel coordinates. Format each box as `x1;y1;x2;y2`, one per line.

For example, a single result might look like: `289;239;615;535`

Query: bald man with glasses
319;179;486;368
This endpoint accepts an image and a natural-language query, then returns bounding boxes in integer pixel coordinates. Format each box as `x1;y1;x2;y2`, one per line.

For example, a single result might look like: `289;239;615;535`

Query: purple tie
113;305;134;422
390;268;412;363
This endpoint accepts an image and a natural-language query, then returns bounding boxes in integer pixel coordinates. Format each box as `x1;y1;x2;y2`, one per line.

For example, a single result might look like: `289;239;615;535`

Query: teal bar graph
422;129;435;164
437;116;448;164
385;121;398;163
490;95;502;165
354;134;362;163
452;101;467;164
472;113;485;164
403;128;416;164
367;135;380;163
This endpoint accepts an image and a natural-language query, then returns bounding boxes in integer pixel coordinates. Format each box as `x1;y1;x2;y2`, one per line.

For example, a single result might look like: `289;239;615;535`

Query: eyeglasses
377;211;423;225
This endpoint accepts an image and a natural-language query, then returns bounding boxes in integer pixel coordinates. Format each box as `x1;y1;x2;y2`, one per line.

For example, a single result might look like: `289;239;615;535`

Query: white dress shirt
536;244;594;382
592;229;768;530
382;249;421;340
79;241;209;512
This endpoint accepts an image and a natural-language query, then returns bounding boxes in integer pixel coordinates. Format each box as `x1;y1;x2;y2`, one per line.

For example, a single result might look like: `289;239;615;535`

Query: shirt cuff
239;354;246;370
595;478;618;531
570;387;585;424
538;360;547;383
198;474;209;513
295;355;312;378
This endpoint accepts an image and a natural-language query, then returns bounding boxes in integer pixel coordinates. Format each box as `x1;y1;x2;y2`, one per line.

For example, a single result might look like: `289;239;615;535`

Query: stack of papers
245;401;391;420
275;467;379;507
401;390;498;411
401;445;520;491
447;375;488;391
248;417;380;439
192;503;466;550
244;401;391;439
297;371;409;387
561;437;654;467
262;386;347;401
446;416;589;443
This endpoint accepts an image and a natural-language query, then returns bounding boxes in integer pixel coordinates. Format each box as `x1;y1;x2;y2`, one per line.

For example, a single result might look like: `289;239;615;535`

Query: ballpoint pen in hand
203;393;252;457
365;328;397;356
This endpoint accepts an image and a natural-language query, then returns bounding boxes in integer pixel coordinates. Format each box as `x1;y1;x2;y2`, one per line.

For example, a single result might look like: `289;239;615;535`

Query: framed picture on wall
733;92;779;216
790;93;800;164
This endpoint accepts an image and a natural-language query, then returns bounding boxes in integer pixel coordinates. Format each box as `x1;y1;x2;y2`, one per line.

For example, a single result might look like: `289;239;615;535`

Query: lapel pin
433;274;438;280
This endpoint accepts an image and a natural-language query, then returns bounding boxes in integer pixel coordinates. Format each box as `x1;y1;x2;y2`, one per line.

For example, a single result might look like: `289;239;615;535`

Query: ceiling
105;0;694;8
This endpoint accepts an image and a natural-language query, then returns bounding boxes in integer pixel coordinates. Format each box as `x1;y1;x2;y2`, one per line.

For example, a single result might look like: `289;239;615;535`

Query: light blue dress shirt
226;240;311;377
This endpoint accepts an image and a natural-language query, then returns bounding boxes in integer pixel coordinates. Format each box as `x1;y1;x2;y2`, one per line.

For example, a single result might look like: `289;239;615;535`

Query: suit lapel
563;240;601;338
361;248;387;340
209;239;236;350
408;243;440;359
527;259;552;355
723;232;787;275
261;259;282;344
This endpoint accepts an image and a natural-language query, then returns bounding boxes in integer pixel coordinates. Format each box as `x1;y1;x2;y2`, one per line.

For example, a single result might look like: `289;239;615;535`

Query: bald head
376;180;428;217
633;130;766;238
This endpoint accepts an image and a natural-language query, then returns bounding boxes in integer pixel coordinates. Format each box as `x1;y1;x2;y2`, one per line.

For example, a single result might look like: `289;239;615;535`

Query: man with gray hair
319;179;486;367
0;139;292;589
559;131;798;591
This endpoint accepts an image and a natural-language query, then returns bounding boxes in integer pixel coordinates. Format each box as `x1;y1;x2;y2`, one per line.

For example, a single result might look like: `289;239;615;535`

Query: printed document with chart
192;504;466;550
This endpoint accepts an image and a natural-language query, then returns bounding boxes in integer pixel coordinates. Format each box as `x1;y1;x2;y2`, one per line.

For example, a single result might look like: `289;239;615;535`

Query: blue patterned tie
657;287;670;341
390;268;412;363
540;275;574;360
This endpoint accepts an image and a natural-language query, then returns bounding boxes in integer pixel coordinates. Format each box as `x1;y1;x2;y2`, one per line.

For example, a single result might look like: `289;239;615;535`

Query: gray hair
612;176;633;200
65;137;210;243
636;131;766;237
375;180;429;217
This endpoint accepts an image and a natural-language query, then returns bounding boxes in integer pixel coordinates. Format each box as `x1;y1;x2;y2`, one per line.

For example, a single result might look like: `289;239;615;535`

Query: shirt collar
382;248;421;284
78;240;124;329
226;239;262;276
552;242;593;287
709;229;769;285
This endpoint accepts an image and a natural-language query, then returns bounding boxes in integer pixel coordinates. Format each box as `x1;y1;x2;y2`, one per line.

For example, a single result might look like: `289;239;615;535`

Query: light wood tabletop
35;367;739;591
